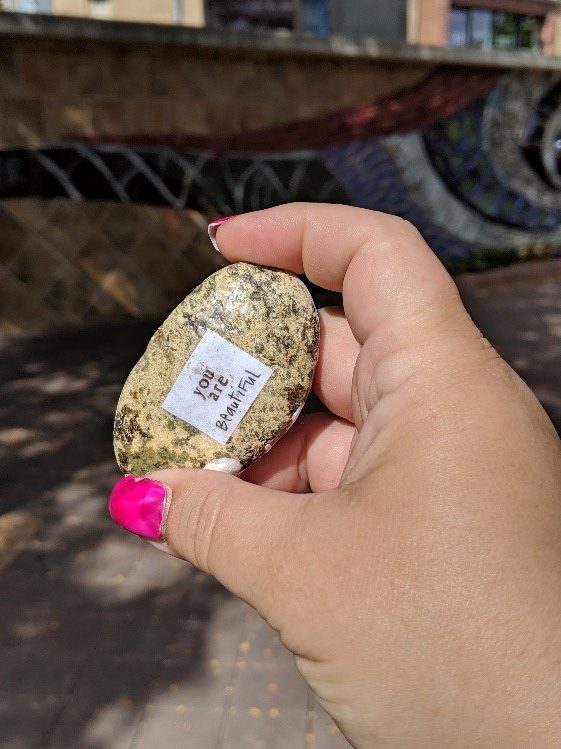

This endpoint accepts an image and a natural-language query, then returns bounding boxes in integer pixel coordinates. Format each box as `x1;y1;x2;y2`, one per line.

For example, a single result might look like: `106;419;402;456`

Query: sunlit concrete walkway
1;259;561;749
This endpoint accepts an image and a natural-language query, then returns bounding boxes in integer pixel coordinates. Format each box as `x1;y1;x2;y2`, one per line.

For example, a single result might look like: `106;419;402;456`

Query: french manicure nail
109;476;169;541
208;216;235;253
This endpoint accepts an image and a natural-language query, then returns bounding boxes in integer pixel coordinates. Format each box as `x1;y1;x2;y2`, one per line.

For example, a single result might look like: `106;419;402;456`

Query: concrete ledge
2;10;561;71
457;257;561;292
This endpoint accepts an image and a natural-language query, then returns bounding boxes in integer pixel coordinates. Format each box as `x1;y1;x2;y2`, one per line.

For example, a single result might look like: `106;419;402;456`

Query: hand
110;204;561;748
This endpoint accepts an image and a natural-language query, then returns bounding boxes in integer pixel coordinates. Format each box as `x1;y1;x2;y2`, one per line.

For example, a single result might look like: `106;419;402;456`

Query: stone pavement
1;260;561;749
457;259;561;434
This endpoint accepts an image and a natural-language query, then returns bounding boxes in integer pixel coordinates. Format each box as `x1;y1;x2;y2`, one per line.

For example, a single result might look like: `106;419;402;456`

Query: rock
114;262;319;475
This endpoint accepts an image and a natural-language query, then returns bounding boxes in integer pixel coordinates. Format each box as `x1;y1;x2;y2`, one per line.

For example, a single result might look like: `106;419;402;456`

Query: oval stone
114;262;319;476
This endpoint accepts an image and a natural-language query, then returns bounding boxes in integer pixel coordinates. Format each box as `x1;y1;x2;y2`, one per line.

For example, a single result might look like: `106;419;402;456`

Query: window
449;8;468;47
301;0;330;36
207;1;331;34
207;1;298;31
449;7;543;52
493;12;518;50
519;15;542;51
470;10;493;50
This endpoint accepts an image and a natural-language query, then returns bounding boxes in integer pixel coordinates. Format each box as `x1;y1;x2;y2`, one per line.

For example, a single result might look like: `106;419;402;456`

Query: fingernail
109;476;169;541
208;216;235;253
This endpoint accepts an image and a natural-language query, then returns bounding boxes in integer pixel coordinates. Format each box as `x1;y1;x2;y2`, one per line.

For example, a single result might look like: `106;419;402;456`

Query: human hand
109;204;561;748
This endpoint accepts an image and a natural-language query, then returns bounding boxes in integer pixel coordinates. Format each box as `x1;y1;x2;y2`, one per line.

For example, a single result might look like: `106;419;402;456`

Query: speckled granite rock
114;262;319;475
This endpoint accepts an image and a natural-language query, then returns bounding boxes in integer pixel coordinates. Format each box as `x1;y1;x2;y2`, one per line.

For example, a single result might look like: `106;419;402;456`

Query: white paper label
162;329;273;445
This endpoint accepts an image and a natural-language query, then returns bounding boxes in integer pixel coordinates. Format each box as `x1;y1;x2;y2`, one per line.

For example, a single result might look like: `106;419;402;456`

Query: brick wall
0;199;223;333
0;34;429;149
0;25;429;332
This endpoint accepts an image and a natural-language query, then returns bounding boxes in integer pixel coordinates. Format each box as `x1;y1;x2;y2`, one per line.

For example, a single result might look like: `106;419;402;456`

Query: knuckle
170;475;226;573
378;212;420;240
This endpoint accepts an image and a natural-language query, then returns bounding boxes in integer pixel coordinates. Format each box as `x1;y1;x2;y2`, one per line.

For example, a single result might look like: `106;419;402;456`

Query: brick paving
1;261;561;748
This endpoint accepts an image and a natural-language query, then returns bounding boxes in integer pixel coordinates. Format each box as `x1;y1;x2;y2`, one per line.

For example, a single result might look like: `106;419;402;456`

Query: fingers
211;204;464;346
242;413;356;493
109;470;308;613
159;470;295;610
107;415;354;613
314;307;359;422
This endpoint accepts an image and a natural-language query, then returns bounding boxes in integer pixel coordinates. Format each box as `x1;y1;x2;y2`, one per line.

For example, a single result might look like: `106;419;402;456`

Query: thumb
108;469;307;611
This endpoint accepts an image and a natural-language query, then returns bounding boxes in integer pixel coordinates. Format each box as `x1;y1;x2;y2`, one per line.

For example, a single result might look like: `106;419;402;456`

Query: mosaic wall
1;29;561;331
0;199;224;332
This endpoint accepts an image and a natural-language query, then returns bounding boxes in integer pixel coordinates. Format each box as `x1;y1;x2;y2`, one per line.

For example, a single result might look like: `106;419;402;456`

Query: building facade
3;0;206;25
2;0;561;53
204;0;401;38
408;0;561;54
205;0;561;52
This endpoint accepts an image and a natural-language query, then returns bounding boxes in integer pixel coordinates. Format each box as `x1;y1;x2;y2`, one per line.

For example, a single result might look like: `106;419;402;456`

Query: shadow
461;277;561;435
0;323;156;513
0;323;235;749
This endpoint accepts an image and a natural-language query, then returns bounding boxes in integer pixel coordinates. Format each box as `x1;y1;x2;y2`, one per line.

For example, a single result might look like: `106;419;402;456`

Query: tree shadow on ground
0;323;236;749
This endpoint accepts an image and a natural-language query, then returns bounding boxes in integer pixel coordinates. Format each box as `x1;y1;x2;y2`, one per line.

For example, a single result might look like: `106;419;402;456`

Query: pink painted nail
108;476;168;541
208;216;235;253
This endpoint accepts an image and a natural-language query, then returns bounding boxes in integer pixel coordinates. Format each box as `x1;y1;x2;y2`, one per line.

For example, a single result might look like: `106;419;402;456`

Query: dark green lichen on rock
113;262;319;475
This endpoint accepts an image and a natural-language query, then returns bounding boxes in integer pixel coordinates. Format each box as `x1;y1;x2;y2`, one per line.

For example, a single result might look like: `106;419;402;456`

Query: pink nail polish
108;476;168;541
208;216;235;253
